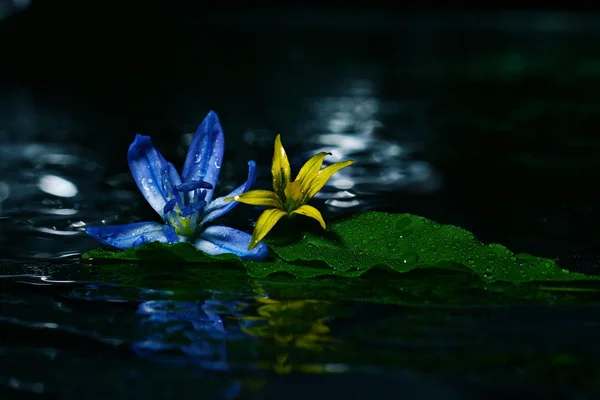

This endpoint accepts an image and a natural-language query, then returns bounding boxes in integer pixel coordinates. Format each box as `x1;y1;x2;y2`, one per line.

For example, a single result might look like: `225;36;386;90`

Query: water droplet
482;272;493;281
402;252;419;264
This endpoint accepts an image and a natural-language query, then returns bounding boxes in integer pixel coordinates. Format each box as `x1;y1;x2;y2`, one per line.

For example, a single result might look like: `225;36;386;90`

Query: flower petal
248;208;287;250
128;134;182;219
295;151;330;194
224;189;281;208
182;111;224;203
305;160;355;201
193;225;269;260
271;134;291;199
164;163;183;197
85;222;186;249
291;204;326;229
198;160;257;227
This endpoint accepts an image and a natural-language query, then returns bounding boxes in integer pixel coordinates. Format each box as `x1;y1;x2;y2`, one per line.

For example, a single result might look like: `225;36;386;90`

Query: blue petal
132;235;150;247
164;163;183;199
162;225;180;244
127;135;182;219
181;111;224;203
198;160;257;227
85;222;186;250
193;225;268;261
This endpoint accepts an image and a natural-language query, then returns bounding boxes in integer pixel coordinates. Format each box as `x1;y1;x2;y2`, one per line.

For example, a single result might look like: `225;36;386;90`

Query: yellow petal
291;204;326;229
271;134;291;198
248;208;288;249
224;190;282;208
305;160;354;201
295;151;330;193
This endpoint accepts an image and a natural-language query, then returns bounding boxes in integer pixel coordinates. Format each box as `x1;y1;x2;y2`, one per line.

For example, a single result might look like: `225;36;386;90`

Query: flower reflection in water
133;299;232;372
132;299;244;398
239;286;343;375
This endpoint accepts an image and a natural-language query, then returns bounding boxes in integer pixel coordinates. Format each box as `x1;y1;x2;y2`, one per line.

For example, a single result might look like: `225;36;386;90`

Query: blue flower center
162;179;212;237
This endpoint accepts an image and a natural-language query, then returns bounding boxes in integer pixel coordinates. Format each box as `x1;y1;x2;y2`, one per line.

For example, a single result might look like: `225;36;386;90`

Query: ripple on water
0;141;141;259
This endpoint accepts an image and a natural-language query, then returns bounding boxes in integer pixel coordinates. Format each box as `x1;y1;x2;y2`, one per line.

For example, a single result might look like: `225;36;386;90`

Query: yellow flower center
168;215;193;236
284;180;302;200
283;180;303;212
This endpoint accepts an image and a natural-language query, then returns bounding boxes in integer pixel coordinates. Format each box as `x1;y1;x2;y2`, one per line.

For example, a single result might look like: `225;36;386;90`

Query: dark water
2;5;600;399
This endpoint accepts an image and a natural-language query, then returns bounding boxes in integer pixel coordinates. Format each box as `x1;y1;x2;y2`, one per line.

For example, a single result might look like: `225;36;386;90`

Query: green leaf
82;212;600;283
256;212;599;283
83;241;243;265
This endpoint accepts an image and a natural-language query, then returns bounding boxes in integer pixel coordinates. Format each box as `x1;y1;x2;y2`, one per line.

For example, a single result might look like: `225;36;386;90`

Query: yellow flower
225;134;353;249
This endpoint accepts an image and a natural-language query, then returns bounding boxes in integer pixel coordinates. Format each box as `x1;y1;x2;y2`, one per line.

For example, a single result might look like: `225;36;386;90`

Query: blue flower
85;111;268;260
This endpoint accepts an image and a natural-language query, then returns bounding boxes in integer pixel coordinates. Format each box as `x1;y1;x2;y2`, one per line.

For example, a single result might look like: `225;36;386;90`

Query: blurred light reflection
305;79;442;211
38;175;78;198
34;227;81;236
38;208;78;216
0;180;9;212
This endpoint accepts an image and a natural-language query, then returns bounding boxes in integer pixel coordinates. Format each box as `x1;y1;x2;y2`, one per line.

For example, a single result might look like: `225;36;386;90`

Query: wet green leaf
82;211;600;283
83;241;243;265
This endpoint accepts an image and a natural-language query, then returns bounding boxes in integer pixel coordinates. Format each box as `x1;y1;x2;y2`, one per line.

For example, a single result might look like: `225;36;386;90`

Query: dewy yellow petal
271;134;291;199
305;160;354;201
295;151;329;194
224;190;282;208
291;204;326;229
248;208;288;249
